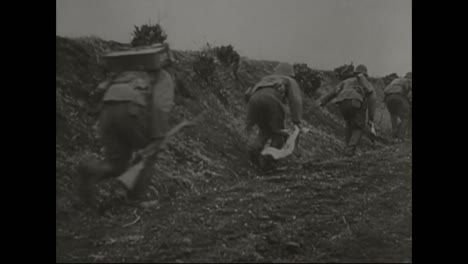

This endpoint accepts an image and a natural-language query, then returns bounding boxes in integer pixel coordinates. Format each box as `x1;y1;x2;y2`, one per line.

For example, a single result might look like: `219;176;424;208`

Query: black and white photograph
56;0;412;262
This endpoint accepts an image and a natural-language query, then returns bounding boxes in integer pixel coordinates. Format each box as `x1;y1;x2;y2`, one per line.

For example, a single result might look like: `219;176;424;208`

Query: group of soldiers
77;48;412;207
319;65;412;156
244;62;412;161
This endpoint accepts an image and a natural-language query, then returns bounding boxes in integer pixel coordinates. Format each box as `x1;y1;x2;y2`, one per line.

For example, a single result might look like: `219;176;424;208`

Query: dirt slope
56;142;411;262
56;36;411;262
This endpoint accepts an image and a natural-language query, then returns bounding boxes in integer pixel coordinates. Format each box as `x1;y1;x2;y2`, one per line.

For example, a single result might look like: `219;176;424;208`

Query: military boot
77;158;108;207
344;146;356;157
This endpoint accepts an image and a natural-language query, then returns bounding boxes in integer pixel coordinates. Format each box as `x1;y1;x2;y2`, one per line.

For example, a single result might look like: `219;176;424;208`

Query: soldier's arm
244;85;254;103
358;75;377;122
90;77;115;105
367;91;377;122
357;74;374;94
149;70;175;140
320;82;342;106
286;78;303;125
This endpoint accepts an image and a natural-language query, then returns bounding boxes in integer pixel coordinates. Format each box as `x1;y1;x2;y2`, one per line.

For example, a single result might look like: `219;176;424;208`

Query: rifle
117;113;204;190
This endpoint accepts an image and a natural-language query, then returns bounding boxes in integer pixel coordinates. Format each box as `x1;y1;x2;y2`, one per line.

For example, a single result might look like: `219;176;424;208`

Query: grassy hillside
56;35;367;211
56;36;409;262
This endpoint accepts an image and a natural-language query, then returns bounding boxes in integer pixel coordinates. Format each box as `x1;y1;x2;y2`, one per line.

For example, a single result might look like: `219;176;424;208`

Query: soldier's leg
256;128;281;169
258;96;286;169
347;128;363;156
339;100;353;146
391;114;399;139
127;159;155;201
385;95;400;139
77;143;131;206
264;122;287;170
269;101;286;150
261;132;288;170
397;117;408;140
346;101;366;157
123;103;154;201
101;103;139;179
340;100;359;156
255;129;271;154
78;103;133;205
396;97;411;140
345;121;352;146
247;94;281;166
249;128;271;168
270;133;286;150
246;96;261;164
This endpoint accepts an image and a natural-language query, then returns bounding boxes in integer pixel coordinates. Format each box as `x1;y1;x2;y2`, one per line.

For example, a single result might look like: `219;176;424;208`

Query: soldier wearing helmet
244;62;303;168
319;64;377;157
384;71;412;141
77;45;178;208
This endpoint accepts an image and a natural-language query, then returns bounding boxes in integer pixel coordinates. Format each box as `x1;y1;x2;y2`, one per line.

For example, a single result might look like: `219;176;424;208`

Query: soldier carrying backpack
384;72;412;141
319;64;377;157
244;62;303;168
78;44;177;207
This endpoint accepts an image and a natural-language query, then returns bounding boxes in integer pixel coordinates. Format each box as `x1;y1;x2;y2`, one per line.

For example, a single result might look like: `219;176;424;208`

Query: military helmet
354;64;368;75
405;72;412;79
274;62;295;77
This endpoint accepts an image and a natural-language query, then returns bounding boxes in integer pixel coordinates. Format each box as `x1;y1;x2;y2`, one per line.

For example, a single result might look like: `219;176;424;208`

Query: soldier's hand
357;73;368;80
132;150;145;163
368;121;376;135
315;99;323;107
294;122;302;130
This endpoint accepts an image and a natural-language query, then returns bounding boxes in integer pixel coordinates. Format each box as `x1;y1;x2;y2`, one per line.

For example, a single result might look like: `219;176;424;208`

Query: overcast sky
56;0;411;76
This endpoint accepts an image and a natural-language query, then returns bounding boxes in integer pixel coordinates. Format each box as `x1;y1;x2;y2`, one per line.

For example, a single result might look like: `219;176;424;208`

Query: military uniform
245;63;303;166
384;73;412;140
79;69;175;204
320;65;377;157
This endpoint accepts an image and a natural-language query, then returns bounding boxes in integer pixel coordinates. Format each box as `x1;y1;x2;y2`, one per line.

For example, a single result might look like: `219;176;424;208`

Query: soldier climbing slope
77;46;178;207
319;64;377;157
244;62;303;169
384;72;412;141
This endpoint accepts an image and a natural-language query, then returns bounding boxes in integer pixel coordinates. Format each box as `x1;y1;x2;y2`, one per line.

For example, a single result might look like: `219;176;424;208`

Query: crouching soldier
78;56;176;207
319;64;377;157
244;62;303;168
384;72;412;141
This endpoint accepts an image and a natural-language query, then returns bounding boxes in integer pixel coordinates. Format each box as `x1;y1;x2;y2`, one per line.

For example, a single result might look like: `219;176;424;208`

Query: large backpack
334;77;367;104
100;71;155;106
244;75;289;103
384;78;411;97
